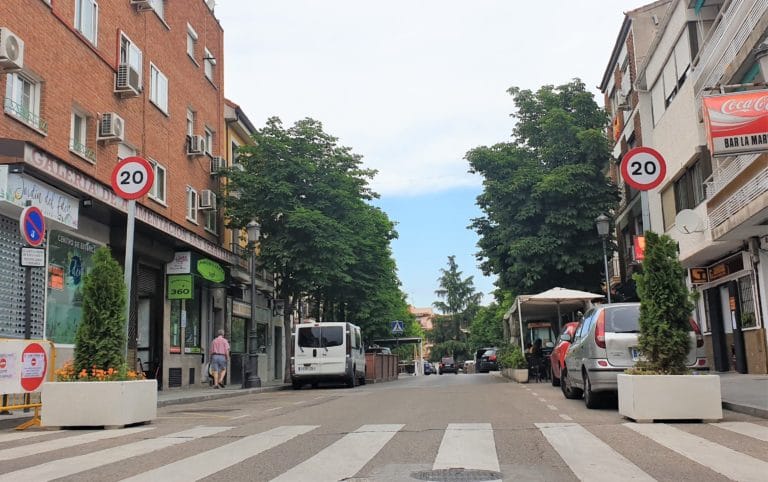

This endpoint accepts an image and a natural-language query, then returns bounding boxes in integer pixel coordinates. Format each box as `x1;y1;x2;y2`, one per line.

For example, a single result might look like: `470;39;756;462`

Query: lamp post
595;214;612;304
245;221;262;388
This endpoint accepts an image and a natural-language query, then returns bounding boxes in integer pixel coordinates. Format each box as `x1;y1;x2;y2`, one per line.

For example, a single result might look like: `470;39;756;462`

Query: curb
157;385;290;408
722;401;768;420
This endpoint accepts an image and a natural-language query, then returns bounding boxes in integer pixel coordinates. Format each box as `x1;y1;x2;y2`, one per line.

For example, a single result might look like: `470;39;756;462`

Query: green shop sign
167;274;193;300
196;258;225;283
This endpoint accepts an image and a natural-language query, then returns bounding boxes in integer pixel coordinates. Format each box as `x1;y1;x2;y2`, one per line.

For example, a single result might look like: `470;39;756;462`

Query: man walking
209;329;230;389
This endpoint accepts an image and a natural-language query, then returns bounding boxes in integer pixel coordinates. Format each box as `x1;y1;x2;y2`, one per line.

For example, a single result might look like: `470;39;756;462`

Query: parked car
550;322;580;387
463;360;476;373
424;361;435;375
478;349;499;372
561;303;708;408
439;356;458;374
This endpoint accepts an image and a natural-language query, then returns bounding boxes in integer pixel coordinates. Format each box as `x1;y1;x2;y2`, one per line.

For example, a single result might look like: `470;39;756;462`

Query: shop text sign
167;274;193;300
703;90;768;156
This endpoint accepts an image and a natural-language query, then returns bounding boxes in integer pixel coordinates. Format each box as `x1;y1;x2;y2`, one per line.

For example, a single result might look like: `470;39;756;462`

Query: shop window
231;316;246;353
184;288;201;351
738;276;757;328
170;300;181;352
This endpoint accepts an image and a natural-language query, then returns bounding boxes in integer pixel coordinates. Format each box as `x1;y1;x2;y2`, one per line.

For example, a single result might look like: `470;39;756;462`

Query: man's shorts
211;354;227;371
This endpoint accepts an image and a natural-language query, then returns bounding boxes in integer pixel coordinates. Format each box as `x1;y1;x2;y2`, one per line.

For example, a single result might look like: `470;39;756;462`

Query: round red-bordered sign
111;156;155;200
621;147;666;191
19;206;46;247
20;342;47;392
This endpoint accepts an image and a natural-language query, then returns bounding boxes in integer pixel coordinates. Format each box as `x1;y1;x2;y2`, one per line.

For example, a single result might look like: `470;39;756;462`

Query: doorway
137;265;163;388
274;326;282;380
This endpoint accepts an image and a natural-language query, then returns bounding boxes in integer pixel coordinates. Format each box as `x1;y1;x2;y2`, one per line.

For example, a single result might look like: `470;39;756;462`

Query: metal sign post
111;157;154;360
19;205;46;340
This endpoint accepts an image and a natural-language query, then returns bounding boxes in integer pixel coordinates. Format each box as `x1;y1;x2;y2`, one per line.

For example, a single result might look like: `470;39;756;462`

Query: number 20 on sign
621;147;666;191
110;156;155;200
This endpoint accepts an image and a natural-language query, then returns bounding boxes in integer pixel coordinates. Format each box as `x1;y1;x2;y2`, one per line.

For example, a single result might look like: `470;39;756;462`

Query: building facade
0;0;234;388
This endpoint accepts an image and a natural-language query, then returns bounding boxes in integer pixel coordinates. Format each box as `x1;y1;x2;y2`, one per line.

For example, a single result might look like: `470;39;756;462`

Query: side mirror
560;334;571;342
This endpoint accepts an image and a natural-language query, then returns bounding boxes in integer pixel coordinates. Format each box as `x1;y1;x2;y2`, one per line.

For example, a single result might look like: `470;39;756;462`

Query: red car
550;322;579;387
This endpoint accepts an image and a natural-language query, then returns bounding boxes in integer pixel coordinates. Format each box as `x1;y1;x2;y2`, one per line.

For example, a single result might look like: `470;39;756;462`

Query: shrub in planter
631;231;693;375
498;346;527;369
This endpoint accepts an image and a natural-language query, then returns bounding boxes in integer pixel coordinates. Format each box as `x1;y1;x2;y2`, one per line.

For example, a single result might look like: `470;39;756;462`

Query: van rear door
319;325;346;376
294;325;322;376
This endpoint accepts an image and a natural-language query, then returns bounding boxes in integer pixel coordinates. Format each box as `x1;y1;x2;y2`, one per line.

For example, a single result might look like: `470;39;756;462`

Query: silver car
561;302;708;408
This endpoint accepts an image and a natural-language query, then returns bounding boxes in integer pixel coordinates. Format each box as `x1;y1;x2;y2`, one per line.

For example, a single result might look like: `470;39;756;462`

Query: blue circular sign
19;206;46;247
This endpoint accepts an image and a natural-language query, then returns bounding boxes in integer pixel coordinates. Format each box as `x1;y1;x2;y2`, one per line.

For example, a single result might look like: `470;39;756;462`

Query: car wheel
561;368;583;400
584;371;601;409
292;380;302;390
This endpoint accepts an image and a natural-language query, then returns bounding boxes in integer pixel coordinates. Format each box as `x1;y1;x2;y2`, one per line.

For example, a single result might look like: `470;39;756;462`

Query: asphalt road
0;372;767;481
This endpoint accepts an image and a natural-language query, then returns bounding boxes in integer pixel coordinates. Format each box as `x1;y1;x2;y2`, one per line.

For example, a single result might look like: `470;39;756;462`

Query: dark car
424;361;435;375
478;349;499;373
439;356;458;374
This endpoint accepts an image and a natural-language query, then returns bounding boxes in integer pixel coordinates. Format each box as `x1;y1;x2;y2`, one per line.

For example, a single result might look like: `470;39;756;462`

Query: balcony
230;243;275;288
707;161;768;238
4;97;48;134
70;139;96;163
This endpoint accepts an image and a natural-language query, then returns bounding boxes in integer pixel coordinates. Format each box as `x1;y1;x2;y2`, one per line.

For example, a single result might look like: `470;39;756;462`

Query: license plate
297;365;316;372
631;348;641;361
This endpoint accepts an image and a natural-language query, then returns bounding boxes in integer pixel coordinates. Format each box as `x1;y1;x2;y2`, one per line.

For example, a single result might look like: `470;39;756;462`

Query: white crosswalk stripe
0;429;60;444
434;423;499;472
0;426;153;461
120;425;318;482
0;426;231;482
711;421;768;442
537;423;655;482
270;424;403;482
626;422;768;482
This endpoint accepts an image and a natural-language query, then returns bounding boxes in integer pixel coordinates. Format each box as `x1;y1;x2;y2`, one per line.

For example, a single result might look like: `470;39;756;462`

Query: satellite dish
675;209;704;234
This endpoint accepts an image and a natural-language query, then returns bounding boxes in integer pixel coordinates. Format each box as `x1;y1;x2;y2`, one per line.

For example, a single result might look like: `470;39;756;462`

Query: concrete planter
42;379;157;428
502;367;529;383
618;374;722;422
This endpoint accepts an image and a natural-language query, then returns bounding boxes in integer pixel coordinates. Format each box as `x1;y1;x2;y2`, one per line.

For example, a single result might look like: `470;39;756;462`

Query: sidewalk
718;372;768;419
156;382;289;408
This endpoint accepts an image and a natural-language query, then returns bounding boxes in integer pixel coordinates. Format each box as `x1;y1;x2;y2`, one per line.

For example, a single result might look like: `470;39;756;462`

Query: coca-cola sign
703;90;768;156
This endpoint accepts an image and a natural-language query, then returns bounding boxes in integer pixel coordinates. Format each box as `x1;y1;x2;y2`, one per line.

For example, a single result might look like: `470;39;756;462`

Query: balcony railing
705;153;760;198
230;242;275;285
3;97;48;134
708;164;768;228
70;138;96;162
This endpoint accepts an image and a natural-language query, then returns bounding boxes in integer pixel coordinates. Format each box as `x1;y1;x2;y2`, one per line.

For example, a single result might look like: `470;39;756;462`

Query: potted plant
499;345;529;383
618;232;722;422
41;247;157;428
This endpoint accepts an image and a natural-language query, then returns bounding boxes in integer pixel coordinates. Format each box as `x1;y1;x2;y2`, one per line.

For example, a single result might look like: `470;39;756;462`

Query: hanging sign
167;274;193;300
702;90;768;156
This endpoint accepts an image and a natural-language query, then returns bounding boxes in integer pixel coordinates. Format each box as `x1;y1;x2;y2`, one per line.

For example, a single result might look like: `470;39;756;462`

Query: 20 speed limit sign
111;156;155;200
621;147;666;191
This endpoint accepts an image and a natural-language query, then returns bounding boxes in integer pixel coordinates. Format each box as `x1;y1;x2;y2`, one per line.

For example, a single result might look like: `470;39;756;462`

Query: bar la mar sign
703;90;768;156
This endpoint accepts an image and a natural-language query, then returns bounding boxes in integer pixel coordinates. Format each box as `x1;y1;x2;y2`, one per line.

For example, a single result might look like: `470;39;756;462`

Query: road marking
538;398;546;402
537;423;654;482
547;405;557;411
122;425;318;482
626;423;768;482
267;407;283;412
434;423;499;472
0;426;153;461
559;414;573;421
271;424;403;481
711;421;768;442
293;401;305;405
0;426;230;481
531;392;539;396
0;430;57;443
229;414;250;420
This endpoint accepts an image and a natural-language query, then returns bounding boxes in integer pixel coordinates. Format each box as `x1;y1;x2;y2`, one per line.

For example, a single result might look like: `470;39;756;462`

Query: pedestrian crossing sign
391;320;405;335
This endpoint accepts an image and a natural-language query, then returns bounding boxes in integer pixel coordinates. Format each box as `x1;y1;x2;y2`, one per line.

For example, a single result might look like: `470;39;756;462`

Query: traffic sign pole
123;200;136;361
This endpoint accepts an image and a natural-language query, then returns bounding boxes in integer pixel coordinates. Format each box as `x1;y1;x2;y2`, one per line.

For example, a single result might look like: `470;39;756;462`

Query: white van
290;322;366;389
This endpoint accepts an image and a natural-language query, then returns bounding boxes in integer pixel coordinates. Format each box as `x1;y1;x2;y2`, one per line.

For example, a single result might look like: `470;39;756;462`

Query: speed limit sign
111;156;155;200
621;147;666;191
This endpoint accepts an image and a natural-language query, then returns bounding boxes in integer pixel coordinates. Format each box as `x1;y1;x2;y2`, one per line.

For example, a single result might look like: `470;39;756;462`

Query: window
186;24;198;60
738;276;757;329
186;109;195;136
149;64;168;113
184;287;201;351
651;26;696;125
204;209;217;233
186;186;198;223
674;155;713;212
119;34;143;87
149;0;164;19
148;159;166;203
231;140;240;166
203;48;216;81
4;72;46;133
75;0;98;45
69;110;94;162
204;128;213;155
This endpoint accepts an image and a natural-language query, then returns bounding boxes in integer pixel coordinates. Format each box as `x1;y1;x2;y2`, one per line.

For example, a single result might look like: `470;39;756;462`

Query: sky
214;0;650;309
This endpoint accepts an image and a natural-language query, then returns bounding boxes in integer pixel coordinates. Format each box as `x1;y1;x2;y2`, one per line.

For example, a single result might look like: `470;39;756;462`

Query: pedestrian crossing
0;420;765;481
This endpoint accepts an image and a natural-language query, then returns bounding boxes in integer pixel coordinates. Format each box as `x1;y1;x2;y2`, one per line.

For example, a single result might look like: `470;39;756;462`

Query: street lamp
595;214;612;304
245;221;262;388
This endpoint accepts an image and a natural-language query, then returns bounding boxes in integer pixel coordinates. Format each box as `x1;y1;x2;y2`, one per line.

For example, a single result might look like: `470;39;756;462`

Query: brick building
0;0;234;388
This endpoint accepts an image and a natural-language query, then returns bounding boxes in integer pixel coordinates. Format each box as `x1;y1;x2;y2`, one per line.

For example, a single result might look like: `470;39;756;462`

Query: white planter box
502;368;529;383
42;379;157;428
618;374;722;422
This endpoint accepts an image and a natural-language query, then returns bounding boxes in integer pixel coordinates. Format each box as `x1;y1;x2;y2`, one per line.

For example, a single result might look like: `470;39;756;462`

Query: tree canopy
467;79;619;295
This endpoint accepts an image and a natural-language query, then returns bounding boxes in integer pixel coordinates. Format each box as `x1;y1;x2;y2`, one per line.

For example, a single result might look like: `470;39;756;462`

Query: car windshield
605;305;641;333
482;350;495;357
442;358;454;364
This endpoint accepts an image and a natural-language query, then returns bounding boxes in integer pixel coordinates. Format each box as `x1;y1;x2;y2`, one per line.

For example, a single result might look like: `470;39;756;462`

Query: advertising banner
702;90;768;156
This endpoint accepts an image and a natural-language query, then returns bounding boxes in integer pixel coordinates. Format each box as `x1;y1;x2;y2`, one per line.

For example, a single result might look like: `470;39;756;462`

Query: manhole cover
410;468;502;481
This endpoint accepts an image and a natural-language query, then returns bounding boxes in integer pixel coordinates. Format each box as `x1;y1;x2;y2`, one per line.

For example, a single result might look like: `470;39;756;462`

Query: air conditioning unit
199;189;216;210
187;135;206;156
0;28;24;72
130;0;154;10
210;156;225;175
97;112;125;142
115;63;141;96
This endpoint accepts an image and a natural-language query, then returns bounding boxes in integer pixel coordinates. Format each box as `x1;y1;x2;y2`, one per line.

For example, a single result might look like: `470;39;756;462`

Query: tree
74;247;126;372
222;117;406;380
468;294;512;350
467;79;619;295
633;232;694;374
